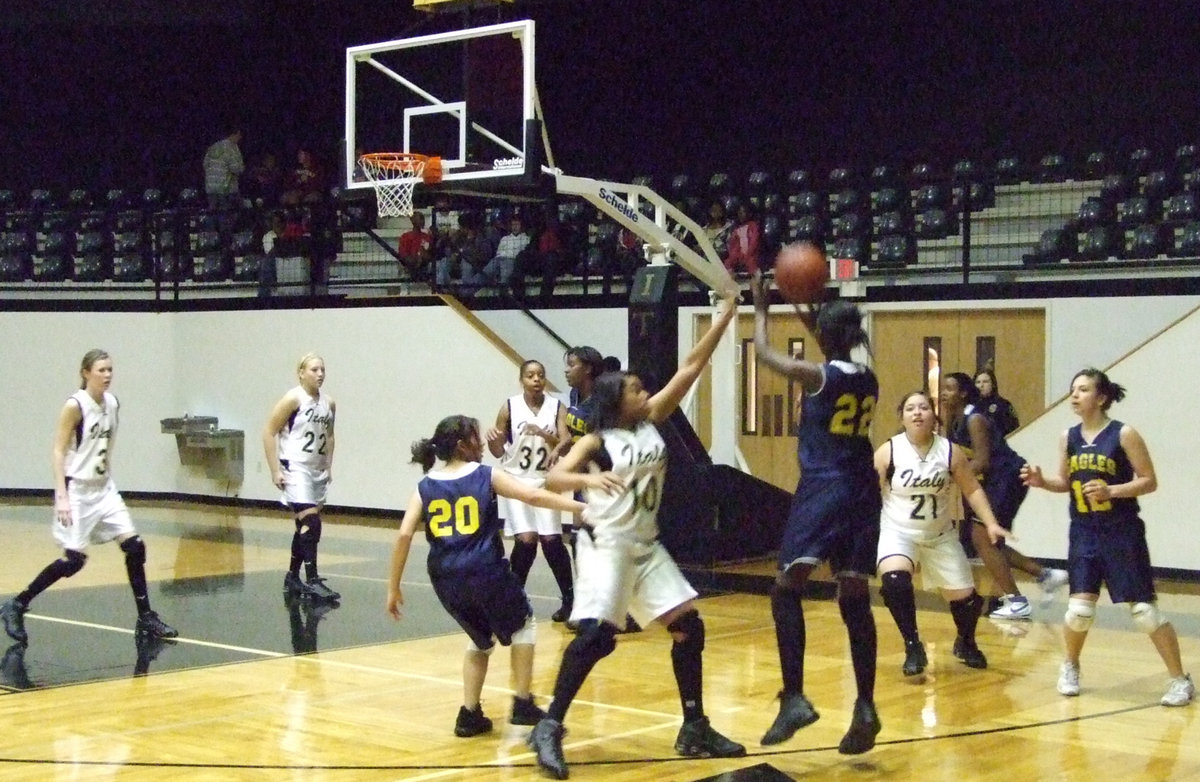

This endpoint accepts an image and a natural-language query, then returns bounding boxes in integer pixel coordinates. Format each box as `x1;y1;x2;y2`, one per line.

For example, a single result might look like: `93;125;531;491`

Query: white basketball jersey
881;433;955;535
65;390;118;483
500;394;562;479
278;387;334;470
584;421;668;549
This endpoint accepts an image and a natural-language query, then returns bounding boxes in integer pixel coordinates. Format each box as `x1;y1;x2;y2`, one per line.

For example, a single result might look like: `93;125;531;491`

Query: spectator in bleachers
436;211;492;293
477;215;530;288
724;202;761;277
281;148;325;206
397;211;434;281
703;201;733;260
203;128;245;211
512;211;564;301
244;153;284;209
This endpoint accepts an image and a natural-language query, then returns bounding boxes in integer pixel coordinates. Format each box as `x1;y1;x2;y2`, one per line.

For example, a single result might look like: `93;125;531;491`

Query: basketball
773;242;829;303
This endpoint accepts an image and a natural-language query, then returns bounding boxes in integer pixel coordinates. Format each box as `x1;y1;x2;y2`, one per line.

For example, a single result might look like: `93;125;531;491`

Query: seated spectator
614;226;644;276
281;148;325;206
244;153;284;208
397;211;434;280
724;203;761;276
436;211;492;293
512;210;564;301
474;215;529;288
703;201;733;260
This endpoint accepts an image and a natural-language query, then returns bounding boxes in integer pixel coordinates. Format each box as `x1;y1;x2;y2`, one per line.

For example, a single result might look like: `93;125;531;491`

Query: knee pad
879;570;913;607
297;512;322;542
1130;602;1167;634
1064;597;1096;632
564;619;617;665
119;535;146;566
510;614;537;646
667;609;705;653
62;549;87;577
466;639;496;654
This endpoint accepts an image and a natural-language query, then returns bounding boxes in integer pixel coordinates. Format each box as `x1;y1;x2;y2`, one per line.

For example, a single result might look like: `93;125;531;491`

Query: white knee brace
1130;602;1166;634
511;614;537;646
1064;597;1095;632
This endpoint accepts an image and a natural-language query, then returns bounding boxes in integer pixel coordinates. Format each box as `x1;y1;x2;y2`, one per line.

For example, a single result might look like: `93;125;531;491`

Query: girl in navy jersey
386;415;588;737
749;274;882;756
526;294;743;780
263;353;339;602
1021;368;1193;706
940;372;1067;619
485;360;575;622
876;391;1009;677
1;350;177;646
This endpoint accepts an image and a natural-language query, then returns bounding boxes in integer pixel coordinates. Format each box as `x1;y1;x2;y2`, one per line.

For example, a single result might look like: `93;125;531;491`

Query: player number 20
427;497;482;537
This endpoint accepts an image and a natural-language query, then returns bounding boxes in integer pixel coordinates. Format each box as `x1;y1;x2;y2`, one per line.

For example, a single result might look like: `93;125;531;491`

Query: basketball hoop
358;153;442;218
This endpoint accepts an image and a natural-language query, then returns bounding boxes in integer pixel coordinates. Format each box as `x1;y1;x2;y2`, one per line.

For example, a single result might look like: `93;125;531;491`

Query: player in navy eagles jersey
386;415;587;738
750;274;882;755
1021;368;1193;706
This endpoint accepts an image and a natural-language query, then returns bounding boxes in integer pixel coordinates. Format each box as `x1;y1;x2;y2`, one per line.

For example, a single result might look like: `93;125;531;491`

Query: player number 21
427;497;481;537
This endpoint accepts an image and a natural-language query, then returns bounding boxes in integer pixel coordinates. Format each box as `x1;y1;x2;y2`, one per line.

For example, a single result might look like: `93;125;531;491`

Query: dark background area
3;0;1199;194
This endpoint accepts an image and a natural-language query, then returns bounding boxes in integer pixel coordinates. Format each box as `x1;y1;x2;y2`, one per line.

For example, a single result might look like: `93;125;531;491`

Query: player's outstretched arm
749;272;823;391
646;292;738;423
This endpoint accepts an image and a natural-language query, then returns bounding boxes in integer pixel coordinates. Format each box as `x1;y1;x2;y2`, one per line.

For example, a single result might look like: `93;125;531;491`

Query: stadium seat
830;235;869;266
786;213;827;244
30;189;55;213
1036;154;1068;183
719;193;742;218
873;210;907;237
1117;196;1155;227
113;210;143;234
105;189;129;211
829;187;865;217
995;157;1022;185
870;164;899;189
747;170;773;195
39;210;71;235
872;233;916;267
1027;226;1076;264
832;211;868;238
1084;151;1109;179
1076;224;1120;262
1143;170;1180;203
77;211;107;232
787;190;823;216
872;186;906;214
1170;221;1200;258
760;213;784;266
193;252;230;282
828;167;855;189
0;190;15;212
785;169;813;193
707;172;733;197
1075;198;1115;229
178;188;203;208
915;183;950;212
33;231;71;281
952;159;981;183
0;233;32;281
1127;147;1153;177
1101;173;1135;204
952;180;995;212
67;189;92;211
914;208;957;239
1176;144;1198;172
73;232;108;281
1165;193;1199;224
142;188;166;210
762;192;785;216
669;173;697;200
1124;223;1166;260
910;162;936;184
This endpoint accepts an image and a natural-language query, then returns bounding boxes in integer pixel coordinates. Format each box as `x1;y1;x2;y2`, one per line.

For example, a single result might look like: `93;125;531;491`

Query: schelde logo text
493;157;525;169
599;187;639;223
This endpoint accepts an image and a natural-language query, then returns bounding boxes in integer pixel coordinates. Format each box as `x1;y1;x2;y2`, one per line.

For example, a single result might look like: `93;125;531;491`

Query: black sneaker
0;600;28;645
134;634;176;676
953;637;988;669
617;614;641;634
838;698;882;755
527;717;568;780
453;704;493;738
551;601;572;623
510;695;546;726
305;577;341;601
135;611;178;639
284;572;318;599
902;640;928;676
674;716;746;758
760;691;820;746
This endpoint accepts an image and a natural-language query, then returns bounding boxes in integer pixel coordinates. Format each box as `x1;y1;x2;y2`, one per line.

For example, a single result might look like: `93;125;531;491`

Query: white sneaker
990;594;1032;620
1037;568;1070;607
1058;661;1081;696
1161;674;1195;707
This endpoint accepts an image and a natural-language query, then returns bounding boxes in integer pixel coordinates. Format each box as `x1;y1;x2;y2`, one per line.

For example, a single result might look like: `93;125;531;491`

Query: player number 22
427;497;481;537
829;393;875;437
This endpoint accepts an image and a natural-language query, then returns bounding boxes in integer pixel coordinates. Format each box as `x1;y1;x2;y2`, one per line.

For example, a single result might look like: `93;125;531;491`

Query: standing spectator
749;274;883;755
262;353;340;603
974;369;1020;436
703;200;733;260
387;415;587;737
203;128;245;211
724;203;761;276
1020;368;1193;706
0;349;178;647
397;211;434;281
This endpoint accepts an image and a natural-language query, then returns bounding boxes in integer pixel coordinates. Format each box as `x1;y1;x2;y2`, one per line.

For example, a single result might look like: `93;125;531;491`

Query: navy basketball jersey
564;388;595;444
798;360;877;478
1066;420;1139;524
948;406;1024;478
418;463;506;578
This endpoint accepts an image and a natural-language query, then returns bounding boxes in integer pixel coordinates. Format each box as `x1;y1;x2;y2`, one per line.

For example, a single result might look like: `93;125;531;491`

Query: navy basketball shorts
1068;517;1156;604
432;565;532;650
780;473;881;578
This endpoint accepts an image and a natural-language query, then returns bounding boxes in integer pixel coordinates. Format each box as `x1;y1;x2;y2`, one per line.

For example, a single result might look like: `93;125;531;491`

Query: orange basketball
773;242;829;302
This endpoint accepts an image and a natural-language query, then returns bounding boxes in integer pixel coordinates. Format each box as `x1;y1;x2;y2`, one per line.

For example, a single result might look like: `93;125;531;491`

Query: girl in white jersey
1;350;177;647
875;391;1009;678
526;293;743;780
485;360;575;622
262;352;339;602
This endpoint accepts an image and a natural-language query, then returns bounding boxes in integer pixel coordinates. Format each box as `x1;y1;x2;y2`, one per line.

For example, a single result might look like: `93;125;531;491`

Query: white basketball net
359;154;427;218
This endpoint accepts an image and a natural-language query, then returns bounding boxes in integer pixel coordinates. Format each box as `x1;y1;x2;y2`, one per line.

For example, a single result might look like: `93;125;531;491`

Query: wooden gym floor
0;497;1197;781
